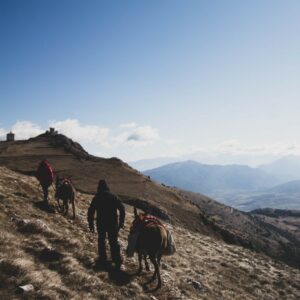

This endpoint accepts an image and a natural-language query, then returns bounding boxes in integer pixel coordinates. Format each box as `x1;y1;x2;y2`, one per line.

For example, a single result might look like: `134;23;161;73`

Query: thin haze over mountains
143;157;300;211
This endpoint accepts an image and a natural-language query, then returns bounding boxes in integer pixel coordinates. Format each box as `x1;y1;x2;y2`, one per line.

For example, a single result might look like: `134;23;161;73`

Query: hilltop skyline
1;1;300;163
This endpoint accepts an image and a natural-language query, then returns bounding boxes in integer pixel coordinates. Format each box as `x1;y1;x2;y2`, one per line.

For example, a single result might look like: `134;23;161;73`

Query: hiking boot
115;262;126;271
95;259;109;269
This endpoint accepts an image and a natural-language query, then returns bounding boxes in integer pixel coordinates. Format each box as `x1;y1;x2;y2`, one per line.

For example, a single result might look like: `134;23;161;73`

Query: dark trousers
42;185;49;203
98;228;122;265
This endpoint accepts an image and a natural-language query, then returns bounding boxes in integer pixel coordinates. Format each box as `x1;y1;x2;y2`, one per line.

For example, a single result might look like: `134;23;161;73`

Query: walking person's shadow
33;200;56;214
93;260;132;286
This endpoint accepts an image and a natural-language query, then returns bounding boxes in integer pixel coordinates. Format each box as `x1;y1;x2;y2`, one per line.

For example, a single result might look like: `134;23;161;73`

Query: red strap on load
141;214;163;227
131;213;164;232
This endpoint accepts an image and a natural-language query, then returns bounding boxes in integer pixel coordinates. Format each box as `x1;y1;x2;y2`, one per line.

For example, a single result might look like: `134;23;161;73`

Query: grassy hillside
0;133;204;233
177;189;300;269
1;167;300;299
1;133;300;271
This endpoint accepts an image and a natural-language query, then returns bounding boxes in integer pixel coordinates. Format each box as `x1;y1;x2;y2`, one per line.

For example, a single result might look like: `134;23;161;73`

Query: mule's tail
71;189;76;219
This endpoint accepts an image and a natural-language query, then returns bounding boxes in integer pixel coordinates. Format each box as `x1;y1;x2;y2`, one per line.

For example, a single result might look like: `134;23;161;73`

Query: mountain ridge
1;133;300;271
259;155;300;182
144;160;280;194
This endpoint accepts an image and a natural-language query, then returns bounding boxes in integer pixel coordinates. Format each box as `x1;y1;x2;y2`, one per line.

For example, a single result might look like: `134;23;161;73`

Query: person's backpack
36;160;54;187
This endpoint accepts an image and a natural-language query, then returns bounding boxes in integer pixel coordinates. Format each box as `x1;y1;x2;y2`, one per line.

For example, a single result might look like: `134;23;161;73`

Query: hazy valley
144;159;300;211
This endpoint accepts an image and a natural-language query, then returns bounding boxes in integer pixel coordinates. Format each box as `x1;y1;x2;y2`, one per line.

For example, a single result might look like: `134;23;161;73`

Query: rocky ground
1;166;300;299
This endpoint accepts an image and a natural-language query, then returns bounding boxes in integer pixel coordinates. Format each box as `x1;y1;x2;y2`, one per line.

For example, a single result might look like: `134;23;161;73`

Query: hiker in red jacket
36;160;54;203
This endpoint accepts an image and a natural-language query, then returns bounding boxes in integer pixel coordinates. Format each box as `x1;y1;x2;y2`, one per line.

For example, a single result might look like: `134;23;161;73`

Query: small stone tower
49;127;57;135
6;132;15;141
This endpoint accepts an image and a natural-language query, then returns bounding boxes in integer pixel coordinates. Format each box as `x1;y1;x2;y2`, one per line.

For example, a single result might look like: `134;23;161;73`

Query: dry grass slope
0;134;205;233
178;189;300;269
3;133;300;268
1;167;300;299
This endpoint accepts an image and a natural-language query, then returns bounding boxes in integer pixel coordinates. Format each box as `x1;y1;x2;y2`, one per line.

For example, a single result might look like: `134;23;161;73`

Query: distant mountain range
232;180;300;212
134;155;300;181
144;160;280;194
129;157;180;171
144;159;300;211
268;180;300;193
259;155;300;182
130;152;292;172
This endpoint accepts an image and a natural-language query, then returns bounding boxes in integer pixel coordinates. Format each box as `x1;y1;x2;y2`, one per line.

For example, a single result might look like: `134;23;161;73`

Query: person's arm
116;196;125;229
87;197;97;232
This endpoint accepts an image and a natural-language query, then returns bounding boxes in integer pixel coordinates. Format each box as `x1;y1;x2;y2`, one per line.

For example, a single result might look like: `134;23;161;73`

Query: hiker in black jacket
88;180;125;269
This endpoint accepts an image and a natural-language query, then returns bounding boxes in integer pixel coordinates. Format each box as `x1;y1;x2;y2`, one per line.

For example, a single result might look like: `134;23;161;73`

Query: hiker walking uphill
36;160;54;204
88;180;125;270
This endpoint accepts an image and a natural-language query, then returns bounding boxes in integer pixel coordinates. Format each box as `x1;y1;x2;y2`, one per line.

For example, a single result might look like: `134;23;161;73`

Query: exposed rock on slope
1;167;300;299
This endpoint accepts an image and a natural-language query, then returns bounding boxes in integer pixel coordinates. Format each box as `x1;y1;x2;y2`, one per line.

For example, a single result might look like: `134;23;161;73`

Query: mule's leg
152;255;162;289
157;253;162;266
71;198;76;219
137;253;143;274
144;255;150;271
57;198;64;213
64;199;69;215
57;198;61;210
145;255;160;287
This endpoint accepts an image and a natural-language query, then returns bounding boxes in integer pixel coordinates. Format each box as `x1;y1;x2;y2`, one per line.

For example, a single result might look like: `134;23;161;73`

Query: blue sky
1;1;300;164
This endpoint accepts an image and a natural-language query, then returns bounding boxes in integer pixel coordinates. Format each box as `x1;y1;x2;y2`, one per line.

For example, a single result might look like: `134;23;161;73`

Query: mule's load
164;226;176;256
128;212;176;257
55;176;76;219
126;207;176;289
